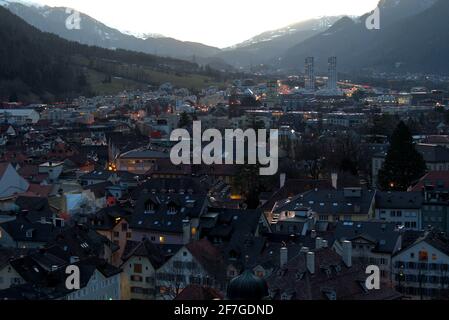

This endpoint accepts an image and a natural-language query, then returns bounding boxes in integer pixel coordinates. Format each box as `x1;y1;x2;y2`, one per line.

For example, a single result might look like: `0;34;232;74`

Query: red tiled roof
175;285;223;300
410;171;449;191
27;184;53;197
186;239;225;280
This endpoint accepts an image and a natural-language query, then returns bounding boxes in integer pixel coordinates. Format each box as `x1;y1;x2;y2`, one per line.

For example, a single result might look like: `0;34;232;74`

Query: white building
66;268;121;301
39;161;64;183
333;221;403;282
376;192;423;230
392;232;449;299
0;109;40;125
0;163;29;200
155;239;224;300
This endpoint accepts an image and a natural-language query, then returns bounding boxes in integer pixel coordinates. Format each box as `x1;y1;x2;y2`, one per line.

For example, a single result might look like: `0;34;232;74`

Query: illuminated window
159;236;166;244
419;250;428;262
134;264;142;273
191;227;197;236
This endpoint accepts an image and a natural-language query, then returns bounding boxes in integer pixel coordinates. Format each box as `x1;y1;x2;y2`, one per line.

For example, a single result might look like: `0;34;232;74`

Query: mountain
364;0;449;73
281;0;447;74
377;0;438;25
214;17;342;68
0;6;220;102
0;0;222;63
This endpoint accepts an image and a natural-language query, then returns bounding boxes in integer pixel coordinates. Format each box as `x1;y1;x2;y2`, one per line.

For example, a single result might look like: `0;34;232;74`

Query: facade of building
0;109;40;125
375;192;423;230
392;232;449;299
333;221;403;282
116;150;169;174
327;57;337;90
155;239;225;300
411;172;449;234
120;239;165;300
271;188;376;224
304;57;315;91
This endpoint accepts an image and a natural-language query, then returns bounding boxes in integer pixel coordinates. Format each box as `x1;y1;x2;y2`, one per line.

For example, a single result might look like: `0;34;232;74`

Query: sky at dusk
30;0;380;48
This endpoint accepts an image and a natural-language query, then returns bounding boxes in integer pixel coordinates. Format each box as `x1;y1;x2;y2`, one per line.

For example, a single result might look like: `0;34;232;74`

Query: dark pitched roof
334;221;401;254
0;216;61;243
261;179;333;211
396;231;449;257
272;188;376;216
48;225;118;259
15;196;55;223
83;181;113;197
201;208;262;241
3;253;120;300
120;150;169;159
130;193;207;233
410;171;449;192
121;239;166;269
376;191;423;209
186;239;225;281
0;247;30;269
15;196;49;211
79;170;113;181
131;177;209;199
266;248;401;300
416;144;449;163
90;205;132;231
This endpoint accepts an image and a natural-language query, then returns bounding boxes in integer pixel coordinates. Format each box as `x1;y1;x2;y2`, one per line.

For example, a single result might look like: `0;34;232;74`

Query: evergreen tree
378;121;427;191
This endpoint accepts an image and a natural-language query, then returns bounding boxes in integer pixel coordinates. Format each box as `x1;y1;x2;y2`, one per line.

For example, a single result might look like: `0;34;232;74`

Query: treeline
0;6;209;102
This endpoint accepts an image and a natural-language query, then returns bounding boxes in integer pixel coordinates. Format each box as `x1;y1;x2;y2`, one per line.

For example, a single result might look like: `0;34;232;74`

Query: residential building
333;221;403;281
392;231;449;299
266;244;401;300
120;239;166;300
130;192;208;245
270;188;376;224
411;171;449;234
0;163;30;200
0;109;40;125
156;238;226;300
375;192;423;230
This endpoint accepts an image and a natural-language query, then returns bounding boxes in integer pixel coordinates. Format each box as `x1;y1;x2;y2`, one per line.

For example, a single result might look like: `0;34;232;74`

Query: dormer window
26;229;34;238
167;205;177;214
145;202;156;213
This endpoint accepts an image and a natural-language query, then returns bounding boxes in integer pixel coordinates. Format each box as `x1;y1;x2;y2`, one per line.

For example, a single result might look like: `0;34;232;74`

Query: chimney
182;219;191;245
280;173;286;189
311;230;317;239
300;246;309;254
315;237;322;249
306;252;315;274
280;246;288;267
342;240;352;268
322;240;328;248
331;172;338;189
